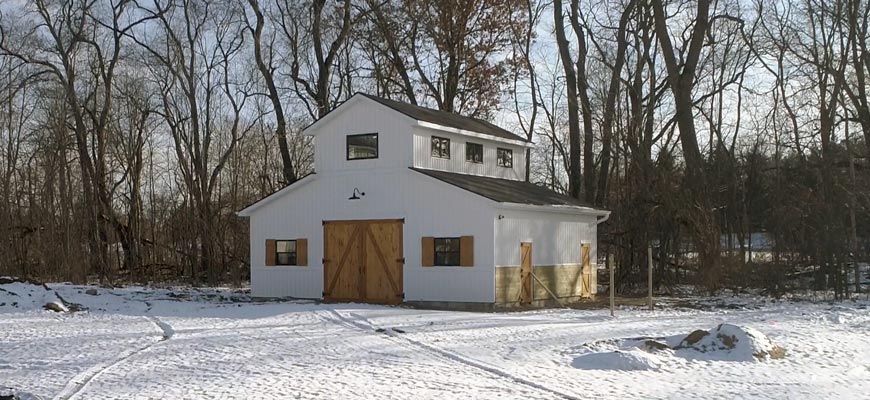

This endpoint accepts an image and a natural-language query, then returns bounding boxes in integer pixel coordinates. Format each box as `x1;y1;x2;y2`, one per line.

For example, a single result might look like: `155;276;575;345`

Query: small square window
434;237;461;266
431;136;450;159
276;240;297;265
497;148;513;168
466;142;483;163
347;133;378;160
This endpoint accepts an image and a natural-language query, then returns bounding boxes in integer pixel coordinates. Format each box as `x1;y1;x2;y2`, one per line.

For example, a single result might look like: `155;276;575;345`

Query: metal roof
411;168;605;210
359;93;530;143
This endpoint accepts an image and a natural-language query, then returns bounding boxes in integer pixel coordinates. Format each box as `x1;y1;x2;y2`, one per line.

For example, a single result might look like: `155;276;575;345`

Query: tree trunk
554;0;583;199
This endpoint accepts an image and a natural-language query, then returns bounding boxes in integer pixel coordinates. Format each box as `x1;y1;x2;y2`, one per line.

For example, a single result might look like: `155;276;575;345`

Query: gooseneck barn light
348;187;365;200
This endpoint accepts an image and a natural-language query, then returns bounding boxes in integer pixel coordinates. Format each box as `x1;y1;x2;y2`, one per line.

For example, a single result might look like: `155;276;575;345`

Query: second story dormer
304;93;532;180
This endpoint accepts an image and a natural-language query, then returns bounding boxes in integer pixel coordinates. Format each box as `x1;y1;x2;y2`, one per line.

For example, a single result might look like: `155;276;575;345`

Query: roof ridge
357;92;530;143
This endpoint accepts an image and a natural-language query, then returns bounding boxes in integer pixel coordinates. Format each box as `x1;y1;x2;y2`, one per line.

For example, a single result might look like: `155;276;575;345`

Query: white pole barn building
238;93;610;308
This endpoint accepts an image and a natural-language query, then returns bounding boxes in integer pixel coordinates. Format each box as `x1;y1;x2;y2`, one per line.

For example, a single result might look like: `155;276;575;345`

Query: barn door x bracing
323;219;404;304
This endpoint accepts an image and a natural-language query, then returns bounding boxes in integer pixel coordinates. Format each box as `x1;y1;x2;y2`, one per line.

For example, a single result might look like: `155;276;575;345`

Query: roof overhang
237;174;316;217
495;202;610;217
415;121;534;148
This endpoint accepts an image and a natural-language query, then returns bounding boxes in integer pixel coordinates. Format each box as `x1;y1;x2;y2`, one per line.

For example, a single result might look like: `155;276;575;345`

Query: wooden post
845;119;860;294
609;255;615;317
648;246;654;311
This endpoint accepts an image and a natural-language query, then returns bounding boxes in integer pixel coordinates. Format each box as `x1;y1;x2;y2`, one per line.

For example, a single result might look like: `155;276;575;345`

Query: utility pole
846;116;860;294
648;246;654;311
609;254;615;317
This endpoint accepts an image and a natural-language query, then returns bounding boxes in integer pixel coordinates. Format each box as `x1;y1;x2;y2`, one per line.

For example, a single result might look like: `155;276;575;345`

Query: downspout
595;211;612;299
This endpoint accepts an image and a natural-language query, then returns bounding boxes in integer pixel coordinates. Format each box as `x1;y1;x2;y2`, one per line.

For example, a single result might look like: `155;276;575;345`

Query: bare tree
366;0;525;117
0;0;154;281
509;0;547;182
553;0;583;199
272;0;357;120
592;0;637;206
245;0;297;184
130;0;259;282
650;0;724;291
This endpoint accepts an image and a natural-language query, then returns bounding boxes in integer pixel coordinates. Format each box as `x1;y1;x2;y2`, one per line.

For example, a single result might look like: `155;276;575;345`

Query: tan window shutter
296;238;308;266
421;237;435;266
460;236;474;266
265;239;276;266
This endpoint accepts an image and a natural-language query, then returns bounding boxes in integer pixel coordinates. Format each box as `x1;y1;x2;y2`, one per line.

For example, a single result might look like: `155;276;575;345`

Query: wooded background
0;0;867;297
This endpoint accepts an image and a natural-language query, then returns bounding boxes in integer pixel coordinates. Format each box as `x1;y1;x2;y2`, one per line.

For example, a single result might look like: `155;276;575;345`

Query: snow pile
571;349;662;371
675;323;785;361
827;310;851;325
847;364;870;377
0;278;68;313
824;305;870;326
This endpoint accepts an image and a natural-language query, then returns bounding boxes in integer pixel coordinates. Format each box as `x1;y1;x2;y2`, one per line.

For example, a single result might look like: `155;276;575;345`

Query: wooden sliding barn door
363;220;403;303
581;243;592;297
519;242;533;305
323;219;404;304
323;222;364;301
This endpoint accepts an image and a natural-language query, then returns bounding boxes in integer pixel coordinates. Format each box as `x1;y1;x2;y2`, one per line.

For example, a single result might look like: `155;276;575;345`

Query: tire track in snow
54;314;173;400
322;309;581;400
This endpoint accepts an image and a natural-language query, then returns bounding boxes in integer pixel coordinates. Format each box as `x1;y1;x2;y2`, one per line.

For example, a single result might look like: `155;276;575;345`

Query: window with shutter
434;238;461;266
275;240;297;265
422;236;474;267
266;239;308;266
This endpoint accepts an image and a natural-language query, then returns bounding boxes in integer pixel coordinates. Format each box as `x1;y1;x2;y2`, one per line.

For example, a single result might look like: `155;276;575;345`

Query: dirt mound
675;323;786;361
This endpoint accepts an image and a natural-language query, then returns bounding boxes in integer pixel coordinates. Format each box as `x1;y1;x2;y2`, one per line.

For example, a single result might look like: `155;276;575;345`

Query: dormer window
431;136;450;159
497;148;513;168
347;133;378;160
466;142;483;163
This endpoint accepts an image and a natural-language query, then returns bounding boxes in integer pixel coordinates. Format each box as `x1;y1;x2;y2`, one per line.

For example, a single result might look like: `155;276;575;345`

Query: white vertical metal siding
250;168;497;302
313;99;415;173
411;127;526;181
493;209;598;267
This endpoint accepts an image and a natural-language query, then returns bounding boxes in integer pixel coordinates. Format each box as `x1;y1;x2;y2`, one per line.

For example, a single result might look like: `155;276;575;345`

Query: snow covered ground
2;282;869;399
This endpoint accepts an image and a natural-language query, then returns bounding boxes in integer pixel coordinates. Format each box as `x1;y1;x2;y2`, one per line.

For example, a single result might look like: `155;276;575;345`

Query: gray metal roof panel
359;93;530;143
411;168;605;210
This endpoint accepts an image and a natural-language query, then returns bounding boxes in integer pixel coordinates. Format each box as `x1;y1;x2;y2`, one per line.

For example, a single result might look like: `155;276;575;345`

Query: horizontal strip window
347;133;378;160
